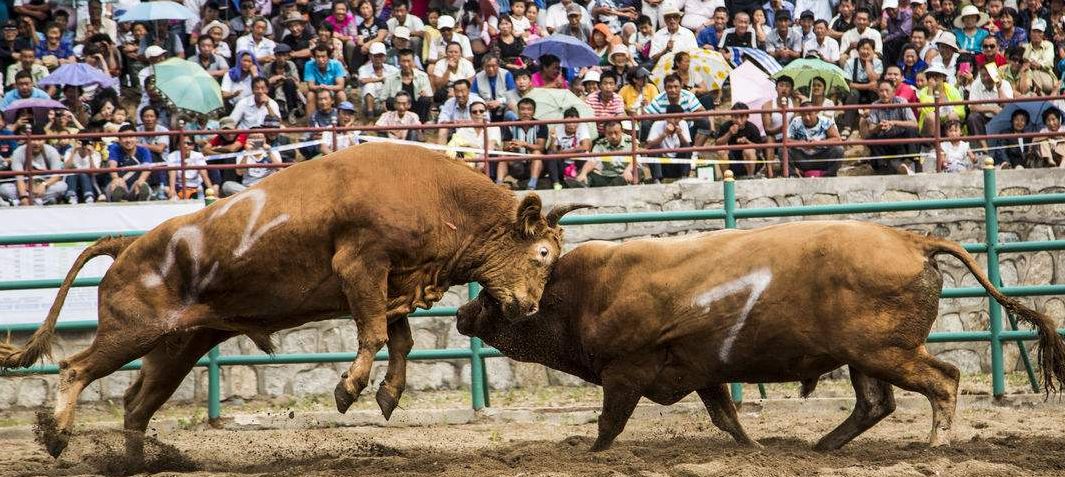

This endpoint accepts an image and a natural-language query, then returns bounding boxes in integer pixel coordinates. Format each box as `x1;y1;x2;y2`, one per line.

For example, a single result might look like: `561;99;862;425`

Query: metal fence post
207;346;222;424
468;282;489;409
723;171;745;403
983;159;1005;398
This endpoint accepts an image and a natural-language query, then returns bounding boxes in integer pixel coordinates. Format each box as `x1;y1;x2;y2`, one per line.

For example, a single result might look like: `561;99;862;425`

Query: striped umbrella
726;47;783;76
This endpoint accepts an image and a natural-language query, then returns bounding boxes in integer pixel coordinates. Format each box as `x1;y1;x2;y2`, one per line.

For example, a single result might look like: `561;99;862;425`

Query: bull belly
643;351;840;402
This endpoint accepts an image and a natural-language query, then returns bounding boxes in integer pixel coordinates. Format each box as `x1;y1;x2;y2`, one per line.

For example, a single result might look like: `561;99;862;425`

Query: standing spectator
230;76;282;129
382;49;433;122
303;45;348;116
761;75;798;169
166;136;215;200
222;51;263;105
967;64;1013;152
715;102;765;178
498;97;549;190
645;103;692;182
472;54;517;122
860;78;920;174
358;42;398;118
787;101;844;176
585;71;626;135
63;139;103;204
222;129;284;196
1;126;68;206
576;120;634;187
376;91;423;140
105;125;154;202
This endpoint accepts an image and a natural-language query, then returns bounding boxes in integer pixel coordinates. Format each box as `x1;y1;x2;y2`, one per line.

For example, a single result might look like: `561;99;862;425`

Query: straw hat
953;5;989;29
924;62;951;78
201;19;231;38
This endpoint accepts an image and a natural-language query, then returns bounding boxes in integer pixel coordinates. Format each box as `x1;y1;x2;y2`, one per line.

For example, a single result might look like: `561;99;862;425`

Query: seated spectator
531;54;569;89
222;129;284;196
575;120;634;187
840;38;882;139
976;37;1007;70
0;20;31;75
545;0;592;35
498;97;550;190
264;44;303;120
681;0;720;32
586;71;626;135
45;109;81;155
916;63;965;137
324;1;358;49
1023;19;1055;95
63;138;103;204
0;71;49;114
839;8;882;63
303;45;348;117
996;7;1027;50
235;16;277;65
388;27;424;71
6;47;48;88
618;67;658;114
430;41;476;102
954;5;990;55
301;92;339;158
437;79;483;144
933;33;960;84
558;5;592;42
579;70;600;97
859;79;919;174
105;125;154;202
967;64;1013;151
271;0;301;40
804;76;837;123
767;11;803;65
260;115;295;163
351;0;389;69
1035;107;1065;168
1;126;67;206
376;91;423;141
787;101;844;177
504;69;536;115
506;0;532;39
357;42;398;118
166;137;215;200
645;103;692;182
35;22;75;64
472;54;517;122
552;107;593;185
897;43;928;86
645;74;710;158
718;11;757;49
715;102;765;178
137;106;171;163
991;108;1033;168
230;76;282;129
696;7;729;49
222;51;263;105
605;43;634;81
882;65;918;109
1001;46;1049;96
388;1;426;53
320;101;359;154
649;7;696;64
231;0;273;38
673;51;715;106
200;20;233;60
880;0;911;65
309;23;346;64
462;3;497;57
448;98;502;172
194;35;230;80
492;16;526;71
429;15;473;62
806;19;841;62
382;49;433;123
280;12;313;73
940;119;978;172
203;118;248;185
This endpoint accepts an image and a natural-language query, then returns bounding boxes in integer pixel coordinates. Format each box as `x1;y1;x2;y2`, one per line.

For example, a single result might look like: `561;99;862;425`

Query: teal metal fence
2;160;1065;418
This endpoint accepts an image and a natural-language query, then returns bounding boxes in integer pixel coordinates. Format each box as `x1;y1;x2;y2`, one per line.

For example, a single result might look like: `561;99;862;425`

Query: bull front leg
590;372;644;452
332;250;390;414
376;317;414;420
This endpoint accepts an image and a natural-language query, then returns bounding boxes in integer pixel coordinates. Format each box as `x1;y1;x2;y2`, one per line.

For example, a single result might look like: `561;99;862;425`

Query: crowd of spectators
2;0;1065;206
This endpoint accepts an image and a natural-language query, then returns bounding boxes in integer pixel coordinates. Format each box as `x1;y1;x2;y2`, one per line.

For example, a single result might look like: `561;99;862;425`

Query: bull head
481;194;590;321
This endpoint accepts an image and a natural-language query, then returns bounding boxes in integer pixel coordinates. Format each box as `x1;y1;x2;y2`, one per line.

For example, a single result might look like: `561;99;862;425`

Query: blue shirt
696;28;720;49
303;59;347;85
35;39;74;59
0;88;50;109
107;143;156;185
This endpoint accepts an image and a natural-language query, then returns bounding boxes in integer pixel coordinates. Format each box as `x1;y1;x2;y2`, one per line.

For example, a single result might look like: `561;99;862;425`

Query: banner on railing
0;202;203;326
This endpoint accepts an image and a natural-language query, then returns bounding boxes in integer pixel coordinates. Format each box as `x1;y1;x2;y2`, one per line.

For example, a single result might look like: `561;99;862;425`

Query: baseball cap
273;43;292;54
261;115;281;128
369;41;386;55
566;3;581;15
393;26;411;40
1;20;15;29
338;101;357;112
582;70;600;83
1032;18;1048;32
219;117;236;129
799;10;814;20
145;45;166;58
438;15;455;29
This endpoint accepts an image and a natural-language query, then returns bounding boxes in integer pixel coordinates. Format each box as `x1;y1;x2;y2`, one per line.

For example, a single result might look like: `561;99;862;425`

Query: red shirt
975;52;1007;69
894;82;918;116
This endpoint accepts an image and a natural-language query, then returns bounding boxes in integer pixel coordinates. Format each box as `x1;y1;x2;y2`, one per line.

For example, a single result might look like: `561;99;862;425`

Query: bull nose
525;304;539;316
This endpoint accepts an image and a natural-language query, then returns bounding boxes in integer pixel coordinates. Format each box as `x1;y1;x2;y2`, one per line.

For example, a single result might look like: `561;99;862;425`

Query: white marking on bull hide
208;188;290;258
142;226;217;301
692;267;773;363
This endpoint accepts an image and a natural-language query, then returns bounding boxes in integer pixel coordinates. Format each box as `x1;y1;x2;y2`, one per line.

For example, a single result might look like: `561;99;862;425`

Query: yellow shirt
619;83;660;114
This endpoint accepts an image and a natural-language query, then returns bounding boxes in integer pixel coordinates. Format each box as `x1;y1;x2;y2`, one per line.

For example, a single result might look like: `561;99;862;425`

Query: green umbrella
151;58;224;116
772;58;850;94
524;88;599;139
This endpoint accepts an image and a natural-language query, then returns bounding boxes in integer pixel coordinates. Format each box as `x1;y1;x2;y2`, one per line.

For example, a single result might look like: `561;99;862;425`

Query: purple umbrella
3;98;69;123
38;63;118;88
522;34;600;69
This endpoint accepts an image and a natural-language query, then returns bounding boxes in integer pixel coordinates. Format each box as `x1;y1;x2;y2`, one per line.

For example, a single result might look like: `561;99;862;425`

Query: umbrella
725;47;782;75
116;1;197;22
151;58;224;115
987;101;1059;134
772;58;850;94
729;61;777;134
651;49;732;91
524;88;599;140
3;98;68;123
38;63;118;88
522;34;600;69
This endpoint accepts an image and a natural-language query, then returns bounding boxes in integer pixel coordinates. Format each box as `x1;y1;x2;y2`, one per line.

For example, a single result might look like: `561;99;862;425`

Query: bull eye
538;246;549;260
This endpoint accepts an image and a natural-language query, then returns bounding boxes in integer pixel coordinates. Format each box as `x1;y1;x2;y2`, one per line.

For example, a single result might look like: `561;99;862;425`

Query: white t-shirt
554;123;592;151
431;58;476;83
648;120;692;155
509;15;531;36
64;148;101;170
942;140;973;173
166;150;208;188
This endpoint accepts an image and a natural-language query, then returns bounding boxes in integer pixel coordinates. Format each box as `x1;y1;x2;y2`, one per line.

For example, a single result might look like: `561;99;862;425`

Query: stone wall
3;169;1065;408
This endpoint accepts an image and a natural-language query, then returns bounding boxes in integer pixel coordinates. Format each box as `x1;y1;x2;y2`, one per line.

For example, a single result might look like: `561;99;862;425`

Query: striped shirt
643;90;703;114
585;93;625;132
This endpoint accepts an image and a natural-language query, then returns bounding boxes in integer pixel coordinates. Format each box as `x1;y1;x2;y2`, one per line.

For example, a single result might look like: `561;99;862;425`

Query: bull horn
546;204;593;227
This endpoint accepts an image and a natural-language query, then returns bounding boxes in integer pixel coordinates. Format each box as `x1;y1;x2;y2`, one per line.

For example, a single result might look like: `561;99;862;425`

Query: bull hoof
812;439;842;452
376;386;400;421
45;433;69;458
334;381;356;414
588;440;612;452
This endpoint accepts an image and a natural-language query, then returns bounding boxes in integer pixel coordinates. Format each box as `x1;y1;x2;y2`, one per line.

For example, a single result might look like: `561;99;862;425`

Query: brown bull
457;220;1065;451
0;143;586;458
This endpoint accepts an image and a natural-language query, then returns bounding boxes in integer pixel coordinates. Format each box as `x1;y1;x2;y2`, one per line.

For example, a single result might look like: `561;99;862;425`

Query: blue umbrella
38;63;117;88
116;1;197;22
986;101;1059;134
522;34;600;69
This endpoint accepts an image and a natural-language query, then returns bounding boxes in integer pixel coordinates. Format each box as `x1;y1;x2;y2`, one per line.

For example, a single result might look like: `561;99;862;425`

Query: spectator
787;100;844;177
105;124;154;202
166;136;215;200
223;51;263;104
462;1;498;57
388;27;424;70
63;138;103;204
194;35;230;80
472;53;517;122
264;44;303;120
898;43;928;86
933;33;960;83
840;38;882;139
449;98;502;171
976;36;1007;69
231;0;272;38
504;69;536;115
806;19;841;62
0;20;31;75
1035;107;1065;167
430;41;476;102
696;7;729;48
586;71;626;134
498;97;550;190
6;47;48;88
883;64;918;107
991;108;1034;168
804;76;836;123
302;92;339;158
388;1;426;52
767;10;803;64
967;63;1013;151
235;16;277;64
1022;19;1055;95
309;23;346;64
200;20;233;60
506;0;533;39
953;4;990;54
230;76;282;129
45;108;81;155
880;0;912;65
280;12;313;72
350;0;389;70
492;16;526;71
545;0;592;34
761;75;798;169
1;126;67;206
552;107;593;185
579;70;600;97
376;91;423;140
718;11;757;48
222;129;283;196
530;54;568;88
840;8;883;63
557;4;592;41
437;79;482;144
940;119;979;172
382;49;433;123
645;103;692;182
618;67;658;114
649;7;696;64
358;42;398;118
715;102;765;178
680;0;721;32
303;45;348;116
606;43;634;80
996;8;1028;50
645;74;710;155
271;0;300;39
203;118;248;185
320;101;359;154
860;78;920;174
35;22;75;64
910;26;937;65
324;1;358;47
429;15;473;62
916;62;965;137
576;120;634;187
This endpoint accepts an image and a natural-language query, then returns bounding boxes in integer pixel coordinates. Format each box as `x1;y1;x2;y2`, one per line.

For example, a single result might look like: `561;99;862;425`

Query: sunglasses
471;108;486;114
983;43;997;49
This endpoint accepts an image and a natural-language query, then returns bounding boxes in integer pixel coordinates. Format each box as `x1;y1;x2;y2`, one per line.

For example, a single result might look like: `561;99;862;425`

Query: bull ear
515;193;545;239
547;204;593;228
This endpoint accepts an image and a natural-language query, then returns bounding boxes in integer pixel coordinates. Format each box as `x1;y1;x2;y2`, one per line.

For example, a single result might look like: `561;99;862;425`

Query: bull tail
0;235;137;370
924;237;1065;396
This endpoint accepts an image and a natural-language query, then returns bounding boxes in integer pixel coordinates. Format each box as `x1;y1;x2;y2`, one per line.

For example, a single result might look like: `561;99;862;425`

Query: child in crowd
940;119;978;172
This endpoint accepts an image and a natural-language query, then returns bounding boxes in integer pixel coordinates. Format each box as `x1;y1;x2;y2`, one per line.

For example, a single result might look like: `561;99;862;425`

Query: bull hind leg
376;318;414;420
696;385;760;447
814;367;896;451
332;248;390;414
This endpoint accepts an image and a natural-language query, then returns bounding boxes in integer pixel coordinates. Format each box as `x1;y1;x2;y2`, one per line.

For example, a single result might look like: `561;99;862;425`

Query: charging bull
0;143;587;458
457;220;1065;451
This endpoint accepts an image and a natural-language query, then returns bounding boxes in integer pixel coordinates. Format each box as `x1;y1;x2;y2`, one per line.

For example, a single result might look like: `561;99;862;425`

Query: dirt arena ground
2;379;1064;477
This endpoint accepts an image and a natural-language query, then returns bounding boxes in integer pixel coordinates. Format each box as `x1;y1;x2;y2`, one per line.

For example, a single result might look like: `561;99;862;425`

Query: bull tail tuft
924;237;1065;396
0;235;137;371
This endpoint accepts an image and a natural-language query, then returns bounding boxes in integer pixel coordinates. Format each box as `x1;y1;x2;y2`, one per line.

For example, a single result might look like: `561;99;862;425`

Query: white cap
1032;18;1048;32
369;41;386;55
438;15;455;29
393;26;411;40
145;45;166;58
582;70;601;83
910;0;925;4
881;0;899;9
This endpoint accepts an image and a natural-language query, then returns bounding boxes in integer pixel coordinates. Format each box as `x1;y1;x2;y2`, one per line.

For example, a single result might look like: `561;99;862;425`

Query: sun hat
369;41;386;55
934;32;959;51
924;62;950;78
201;20;231;38
393;26;411;40
438;15;456;29
953;4;990;29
